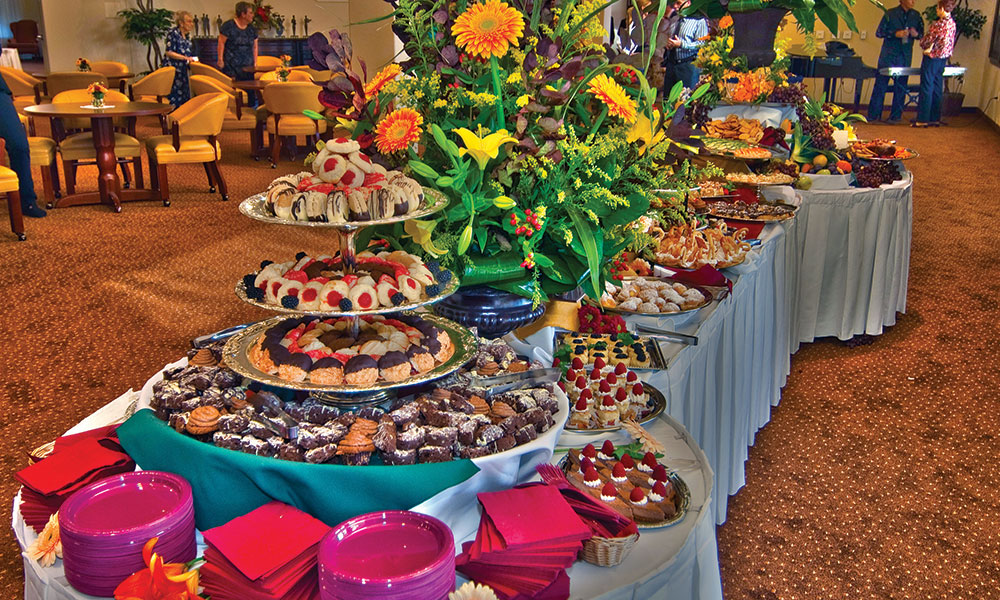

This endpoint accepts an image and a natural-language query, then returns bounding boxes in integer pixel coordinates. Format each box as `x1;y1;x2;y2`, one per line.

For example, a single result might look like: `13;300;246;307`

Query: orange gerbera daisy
374;108;423;153
719;14;734;29
586;74;637;122
453;0;525;61
365;63;403;97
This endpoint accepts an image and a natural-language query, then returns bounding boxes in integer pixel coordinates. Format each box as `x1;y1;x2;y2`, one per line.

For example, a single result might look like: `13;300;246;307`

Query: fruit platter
600;276;716;316
850;139;918;161
702;200;798;223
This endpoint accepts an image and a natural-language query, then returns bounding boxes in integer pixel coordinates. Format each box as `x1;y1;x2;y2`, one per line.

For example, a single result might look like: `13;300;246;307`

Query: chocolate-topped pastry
162;365;185;381
304;443;338;464
312;423;348;446
213;431;243;451
446;393;476;415
181;371;214;392
168;412;190;432
318;332;357;351
389;403;421;428
511;394;538;413
418;445;452;463
278;353;312;382
241;436;270;456
344;355;378;385
460;446;495;459
495;435;517;452
457;420;478;446
278;442;305;462
309;357;344;385
213;369;241;389
373;417;397;453
198;387;227;410
397;426;425;450
370;187;395;219
378;351;411;382
342;451;372;466
155;382;198;409
406;345;434;373
384;448;417;465
217;412;250;433
246;420;270;439
514;424;538;445
334;412;357;428
422;337;442;358
426;426;457;448
326;190;348;223
357;406;385;421
347;189;370;221
475;424;504;447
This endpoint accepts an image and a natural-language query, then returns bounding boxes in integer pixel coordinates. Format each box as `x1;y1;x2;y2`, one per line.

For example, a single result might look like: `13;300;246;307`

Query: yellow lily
627;109;665;155
454;127;517;170
404;219;447;257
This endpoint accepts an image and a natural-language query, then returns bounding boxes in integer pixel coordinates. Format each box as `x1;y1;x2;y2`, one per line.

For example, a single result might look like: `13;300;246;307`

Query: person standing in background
217;2;258;83
867;0;923;124
661;0;708;97
914;0;956;127
0;76;44;218
162;11;197;108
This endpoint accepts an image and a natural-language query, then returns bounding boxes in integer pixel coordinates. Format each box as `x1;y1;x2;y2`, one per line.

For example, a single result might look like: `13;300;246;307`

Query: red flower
578;305;602;333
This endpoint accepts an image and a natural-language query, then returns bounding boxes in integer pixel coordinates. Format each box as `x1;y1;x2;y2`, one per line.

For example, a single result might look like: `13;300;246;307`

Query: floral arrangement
249;0;282;33
275;65;291;81
694;16;790;105
279;54;292;67
76;57;91;72
87;82;108;107
577;305;627;334
113;537;201;600
306;0;709;303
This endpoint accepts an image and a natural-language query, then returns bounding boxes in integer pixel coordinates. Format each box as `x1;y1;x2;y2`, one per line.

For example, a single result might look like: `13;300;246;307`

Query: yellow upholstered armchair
17;113;60;208
189;74;265;158
254;55;283;79
190;62;250;104
0;67;46;115
260;82;327;167
51;89;143;195
129;67;176;104
144;93;229;205
44;72;108;98
90;61;131;92
289;66;331;82
0;139;26;240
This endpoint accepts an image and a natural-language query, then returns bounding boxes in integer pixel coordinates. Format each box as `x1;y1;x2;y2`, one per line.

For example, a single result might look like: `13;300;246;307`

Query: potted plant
922;0;985;115
117;0;174;73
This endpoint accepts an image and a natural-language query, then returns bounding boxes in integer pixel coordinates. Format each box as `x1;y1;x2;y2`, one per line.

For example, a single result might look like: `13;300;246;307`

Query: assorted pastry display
600;277;709;315
151;341;561;466
725;172;795;185
556;332;659;370
704;200;797;222
559;355;652;430
242;250;453;312
263;138;427;223
563;441;683;525
643;220;751;270
247;314;456;386
463;337;536;378
850;139;916;160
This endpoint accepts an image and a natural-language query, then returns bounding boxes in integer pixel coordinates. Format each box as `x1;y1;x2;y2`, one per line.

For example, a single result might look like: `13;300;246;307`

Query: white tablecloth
1;48;23;70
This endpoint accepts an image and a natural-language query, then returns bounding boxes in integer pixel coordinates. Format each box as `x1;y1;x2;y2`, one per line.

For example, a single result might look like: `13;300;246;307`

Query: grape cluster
768;83;808;106
801;118;834;150
769;161;799;178
852;159;901;188
685;100;711;130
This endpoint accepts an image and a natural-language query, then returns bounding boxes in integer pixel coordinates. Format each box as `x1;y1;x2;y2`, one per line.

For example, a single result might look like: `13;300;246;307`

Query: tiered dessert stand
225;188;476;407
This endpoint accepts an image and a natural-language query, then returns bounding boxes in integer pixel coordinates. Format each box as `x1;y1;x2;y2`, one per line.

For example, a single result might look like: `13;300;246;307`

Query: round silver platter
234;271;461;318
222;313;476;399
601;277;717;317
563;381;667;434
558;454;691;529
239;186;449;231
703;201;799;223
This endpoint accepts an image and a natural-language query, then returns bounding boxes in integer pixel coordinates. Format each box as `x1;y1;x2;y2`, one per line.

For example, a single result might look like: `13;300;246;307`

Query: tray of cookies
554;331;668;372
560;441;689;528
222;313;476;394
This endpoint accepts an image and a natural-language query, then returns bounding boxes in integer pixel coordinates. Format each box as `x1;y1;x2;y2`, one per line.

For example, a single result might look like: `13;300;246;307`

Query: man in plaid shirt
914;0;957;127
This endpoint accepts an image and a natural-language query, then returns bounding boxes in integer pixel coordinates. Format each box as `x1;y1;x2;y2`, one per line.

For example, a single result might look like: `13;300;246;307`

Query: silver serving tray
553;331;668;372
234;272;460;317
222;313;477;395
601;278;717;317
563;380;667;433
238;186;448;231
703;200;799;223
558;454;690;529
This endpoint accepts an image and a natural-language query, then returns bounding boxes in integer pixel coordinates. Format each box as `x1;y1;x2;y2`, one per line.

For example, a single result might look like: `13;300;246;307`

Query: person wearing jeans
0;76;45;218
915;0;956;127
867;0;923;123
661;0;708;96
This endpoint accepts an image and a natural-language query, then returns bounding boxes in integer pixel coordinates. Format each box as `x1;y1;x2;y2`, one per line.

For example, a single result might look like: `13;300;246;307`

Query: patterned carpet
0;114;997;597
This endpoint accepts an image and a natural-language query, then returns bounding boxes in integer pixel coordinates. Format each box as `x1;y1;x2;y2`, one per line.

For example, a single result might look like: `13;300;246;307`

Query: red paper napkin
723;220;765;239
52;425;120;453
15;437;134;497
478;486;591;550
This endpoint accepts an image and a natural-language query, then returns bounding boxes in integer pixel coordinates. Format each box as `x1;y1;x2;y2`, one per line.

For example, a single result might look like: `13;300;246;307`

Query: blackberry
339;298;353;311
425;284;441;296
242;273;257;289
280;295;299;308
260;260;274;269
390;292;405;306
295;251;307;261
246;287;265;301
436;270;453;284
425;260;441;273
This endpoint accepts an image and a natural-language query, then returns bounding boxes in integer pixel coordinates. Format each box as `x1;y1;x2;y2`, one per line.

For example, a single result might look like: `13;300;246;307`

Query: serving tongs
192;323;253;348
247;393;300;440
466;367;563;398
629;322;698;346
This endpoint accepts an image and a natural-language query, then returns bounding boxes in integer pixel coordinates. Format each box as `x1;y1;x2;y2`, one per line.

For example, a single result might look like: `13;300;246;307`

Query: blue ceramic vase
433;286;545;339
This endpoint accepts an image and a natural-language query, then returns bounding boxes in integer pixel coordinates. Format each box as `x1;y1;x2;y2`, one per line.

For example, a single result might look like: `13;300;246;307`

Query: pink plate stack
59;471;197;597
318;511;455;600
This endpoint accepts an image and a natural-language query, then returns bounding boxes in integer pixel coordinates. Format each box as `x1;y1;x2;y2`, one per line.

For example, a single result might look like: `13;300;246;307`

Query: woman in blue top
867;0;923;123
217;2;258;83
162;11;197;108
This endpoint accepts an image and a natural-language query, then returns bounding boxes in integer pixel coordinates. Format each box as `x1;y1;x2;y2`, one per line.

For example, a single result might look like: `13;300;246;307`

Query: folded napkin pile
15;425;134;533
456;485;593;600
200;501;331;600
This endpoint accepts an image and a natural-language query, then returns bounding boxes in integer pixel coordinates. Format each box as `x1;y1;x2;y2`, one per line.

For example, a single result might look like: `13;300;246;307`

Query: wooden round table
23;102;172;212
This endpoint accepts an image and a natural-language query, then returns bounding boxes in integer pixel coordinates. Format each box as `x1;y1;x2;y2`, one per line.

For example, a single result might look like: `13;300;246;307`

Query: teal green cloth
118;410;480;530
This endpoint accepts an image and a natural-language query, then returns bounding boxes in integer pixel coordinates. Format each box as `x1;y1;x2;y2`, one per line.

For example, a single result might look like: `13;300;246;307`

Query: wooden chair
50;89;142;195
129;67;176;133
190;74;265;159
91;61;131;92
44;72;108;98
260;70;312;82
0;140;26;241
7;20;40;59
260;82;327;167
18;113;60;208
0;67;46;114
144;93;229;205
254;55;283;79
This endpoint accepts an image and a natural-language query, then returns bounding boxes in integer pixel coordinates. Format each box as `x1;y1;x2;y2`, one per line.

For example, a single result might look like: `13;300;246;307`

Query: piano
788;45;878;111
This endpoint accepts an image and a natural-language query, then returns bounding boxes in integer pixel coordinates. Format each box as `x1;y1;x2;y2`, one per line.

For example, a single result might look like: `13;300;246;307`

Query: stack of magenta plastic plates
60;471;196;597
318;511;455;600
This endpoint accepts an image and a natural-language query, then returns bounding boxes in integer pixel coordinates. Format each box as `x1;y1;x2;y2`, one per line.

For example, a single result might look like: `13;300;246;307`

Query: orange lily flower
114;537;200;600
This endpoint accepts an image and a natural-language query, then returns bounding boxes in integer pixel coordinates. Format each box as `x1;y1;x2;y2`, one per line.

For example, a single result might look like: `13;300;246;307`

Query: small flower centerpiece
276;54;293;81
694;15;791;106
305;0;709;306
87;82;108;107
250;0;282;33
76;57;91;72
279;54;292;67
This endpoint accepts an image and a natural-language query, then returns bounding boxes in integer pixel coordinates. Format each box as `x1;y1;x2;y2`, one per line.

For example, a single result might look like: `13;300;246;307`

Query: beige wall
36;0;393;73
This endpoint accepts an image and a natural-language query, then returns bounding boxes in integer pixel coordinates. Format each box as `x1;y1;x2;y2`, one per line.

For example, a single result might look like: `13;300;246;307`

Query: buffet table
14;389;723;600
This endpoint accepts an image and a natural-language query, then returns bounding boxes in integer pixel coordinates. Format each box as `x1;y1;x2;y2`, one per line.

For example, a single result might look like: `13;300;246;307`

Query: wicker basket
579;531;639;567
